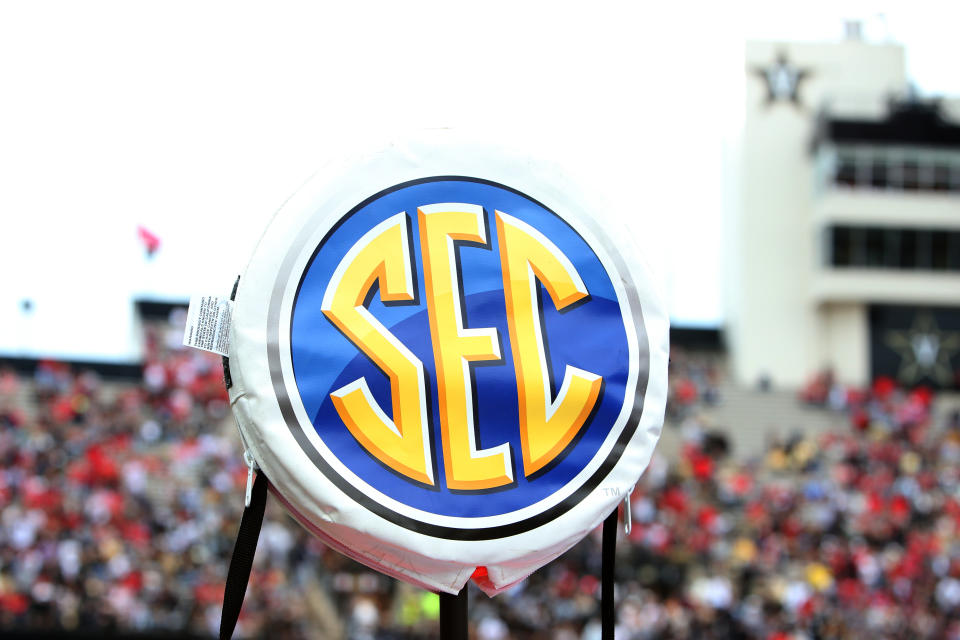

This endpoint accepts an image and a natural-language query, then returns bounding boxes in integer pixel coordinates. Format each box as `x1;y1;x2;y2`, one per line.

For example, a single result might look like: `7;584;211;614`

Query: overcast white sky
1;1;958;361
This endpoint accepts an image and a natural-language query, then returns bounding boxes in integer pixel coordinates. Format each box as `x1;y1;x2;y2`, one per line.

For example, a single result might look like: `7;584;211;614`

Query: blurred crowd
1;311;960;639
617;360;960;639
0;313;350;639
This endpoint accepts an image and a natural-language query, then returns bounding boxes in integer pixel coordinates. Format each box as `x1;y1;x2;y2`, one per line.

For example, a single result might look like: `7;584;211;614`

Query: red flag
137;225;161;257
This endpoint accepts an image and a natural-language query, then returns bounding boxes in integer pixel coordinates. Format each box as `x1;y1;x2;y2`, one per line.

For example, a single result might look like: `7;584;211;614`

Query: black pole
601;508;618;640
439;586;468;639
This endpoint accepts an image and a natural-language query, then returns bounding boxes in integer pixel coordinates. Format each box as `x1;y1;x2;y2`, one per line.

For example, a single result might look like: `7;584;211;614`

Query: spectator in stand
667;348;721;421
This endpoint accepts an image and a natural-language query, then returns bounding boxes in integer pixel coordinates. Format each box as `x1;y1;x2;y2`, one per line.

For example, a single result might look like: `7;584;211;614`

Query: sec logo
229;141;666;593
280;177;645;535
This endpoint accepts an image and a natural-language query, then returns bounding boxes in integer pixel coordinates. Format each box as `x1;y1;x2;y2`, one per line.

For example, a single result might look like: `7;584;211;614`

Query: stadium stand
2;308;960;639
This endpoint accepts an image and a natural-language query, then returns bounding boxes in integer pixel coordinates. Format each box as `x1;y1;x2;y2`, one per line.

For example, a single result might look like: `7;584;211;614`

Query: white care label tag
183;295;233;357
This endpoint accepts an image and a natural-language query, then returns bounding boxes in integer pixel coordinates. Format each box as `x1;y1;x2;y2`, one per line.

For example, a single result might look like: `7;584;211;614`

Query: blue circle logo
289;177;642;534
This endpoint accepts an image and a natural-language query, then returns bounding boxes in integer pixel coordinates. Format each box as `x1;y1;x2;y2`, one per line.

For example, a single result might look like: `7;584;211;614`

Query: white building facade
727;39;960;389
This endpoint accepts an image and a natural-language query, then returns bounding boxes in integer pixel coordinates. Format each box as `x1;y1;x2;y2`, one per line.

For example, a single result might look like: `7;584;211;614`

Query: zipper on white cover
623;486;634;535
243;449;259;508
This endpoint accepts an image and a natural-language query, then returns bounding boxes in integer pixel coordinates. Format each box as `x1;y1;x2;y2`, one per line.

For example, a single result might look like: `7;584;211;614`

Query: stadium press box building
727;38;960;390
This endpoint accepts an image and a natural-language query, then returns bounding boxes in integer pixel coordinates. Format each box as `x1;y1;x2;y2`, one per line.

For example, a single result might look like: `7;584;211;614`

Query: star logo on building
752;52;812;108
884;313;960;386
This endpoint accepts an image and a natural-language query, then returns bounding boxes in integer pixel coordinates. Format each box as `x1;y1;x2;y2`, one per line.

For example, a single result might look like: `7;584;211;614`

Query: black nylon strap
220;471;268;640
601;508;617;640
